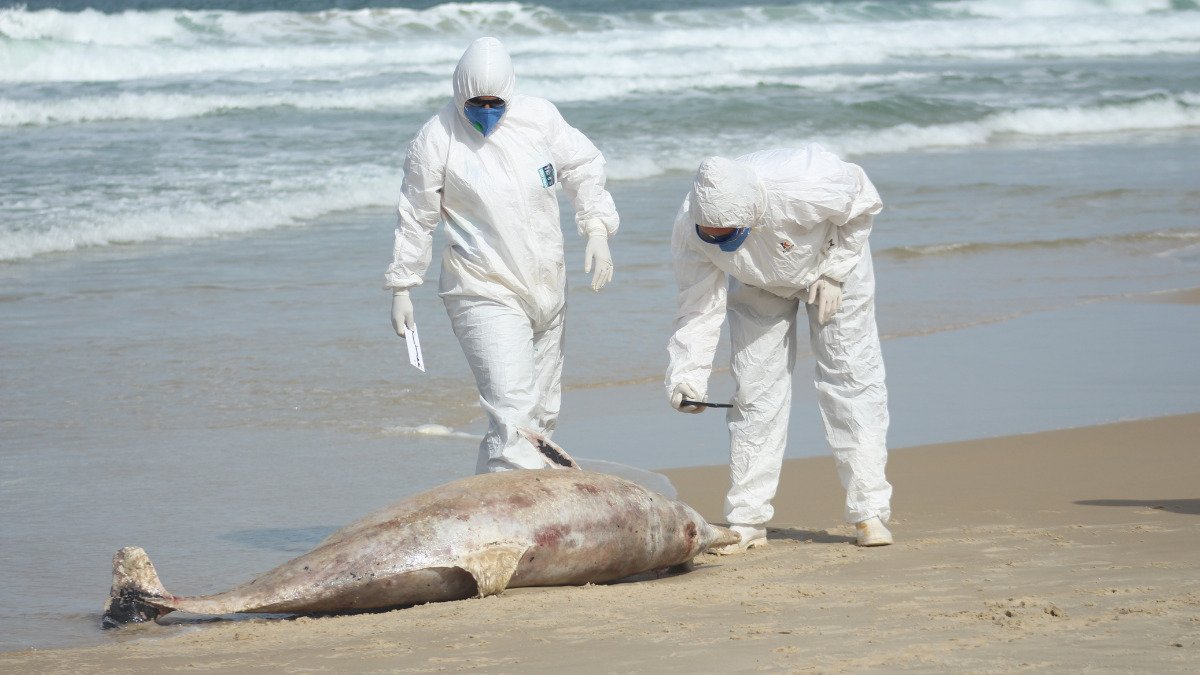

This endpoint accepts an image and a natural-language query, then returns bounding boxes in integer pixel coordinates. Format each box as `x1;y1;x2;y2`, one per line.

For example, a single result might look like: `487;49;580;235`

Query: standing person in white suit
665;145;893;552
385;37;619;473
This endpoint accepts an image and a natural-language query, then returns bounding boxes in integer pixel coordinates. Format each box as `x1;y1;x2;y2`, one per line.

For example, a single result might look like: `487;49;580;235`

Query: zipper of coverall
497;140;556;310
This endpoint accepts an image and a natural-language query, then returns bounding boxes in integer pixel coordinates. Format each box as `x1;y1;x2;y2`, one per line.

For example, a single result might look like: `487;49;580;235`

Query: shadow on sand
766;526;856;545
1075;498;1200;516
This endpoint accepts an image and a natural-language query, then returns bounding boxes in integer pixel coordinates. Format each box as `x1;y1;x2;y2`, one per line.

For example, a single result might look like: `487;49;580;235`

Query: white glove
584;234;614;292
806;276;843;325
669;383;705;414
391;289;415;337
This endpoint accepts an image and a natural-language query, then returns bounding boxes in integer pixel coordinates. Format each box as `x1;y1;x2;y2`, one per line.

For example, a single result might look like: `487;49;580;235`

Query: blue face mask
464;103;506;136
695;224;751;252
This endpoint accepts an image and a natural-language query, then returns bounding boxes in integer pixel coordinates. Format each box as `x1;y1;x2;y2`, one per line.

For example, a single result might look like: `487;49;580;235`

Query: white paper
405;324;425;372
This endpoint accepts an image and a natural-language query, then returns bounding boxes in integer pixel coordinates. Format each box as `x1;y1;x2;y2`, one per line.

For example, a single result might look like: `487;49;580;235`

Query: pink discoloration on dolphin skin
534;524;570;549
506;494;537;509
574;482;601;495
102;470;737;627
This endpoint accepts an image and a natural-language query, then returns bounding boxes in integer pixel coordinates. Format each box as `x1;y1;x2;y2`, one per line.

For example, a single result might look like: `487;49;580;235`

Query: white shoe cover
855;516;893;547
709;525;768;556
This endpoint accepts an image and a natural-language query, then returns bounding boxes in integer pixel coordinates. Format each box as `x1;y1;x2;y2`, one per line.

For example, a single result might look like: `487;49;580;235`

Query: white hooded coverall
385;37;619;473
665;145;892;526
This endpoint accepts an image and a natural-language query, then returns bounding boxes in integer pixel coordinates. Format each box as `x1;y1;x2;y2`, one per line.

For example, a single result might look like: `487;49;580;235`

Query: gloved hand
669;383;705;414
584;234;614;292
391;289;415;337
807;276;843;325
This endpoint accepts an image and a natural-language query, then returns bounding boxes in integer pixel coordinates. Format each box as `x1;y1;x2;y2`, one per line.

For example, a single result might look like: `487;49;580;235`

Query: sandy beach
3;411;1196;673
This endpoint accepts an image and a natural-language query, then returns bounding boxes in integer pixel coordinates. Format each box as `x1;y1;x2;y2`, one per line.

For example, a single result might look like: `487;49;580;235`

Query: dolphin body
102;439;737;627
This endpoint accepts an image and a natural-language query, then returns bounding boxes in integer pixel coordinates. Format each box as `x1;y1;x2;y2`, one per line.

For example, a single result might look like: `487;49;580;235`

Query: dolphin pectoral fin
517;428;580;470
455;542;528;597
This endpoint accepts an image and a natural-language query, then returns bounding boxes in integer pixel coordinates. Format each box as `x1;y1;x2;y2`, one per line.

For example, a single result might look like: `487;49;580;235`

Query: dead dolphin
102;437;737;627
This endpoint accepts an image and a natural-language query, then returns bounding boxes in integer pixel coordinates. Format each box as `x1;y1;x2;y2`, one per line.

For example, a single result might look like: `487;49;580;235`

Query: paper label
405;324;425;372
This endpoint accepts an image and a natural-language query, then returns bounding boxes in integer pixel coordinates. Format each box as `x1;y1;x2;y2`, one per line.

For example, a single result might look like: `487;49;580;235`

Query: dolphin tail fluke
517;428;580;470
101;546;177;629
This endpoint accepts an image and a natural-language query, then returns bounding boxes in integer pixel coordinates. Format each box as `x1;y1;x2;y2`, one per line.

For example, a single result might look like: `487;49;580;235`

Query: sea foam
821;95;1200;157
0;171;398;261
3;3;1198;84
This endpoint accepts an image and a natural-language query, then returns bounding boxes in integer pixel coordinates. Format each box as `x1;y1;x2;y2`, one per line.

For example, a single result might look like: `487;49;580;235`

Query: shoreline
3;412;1197;671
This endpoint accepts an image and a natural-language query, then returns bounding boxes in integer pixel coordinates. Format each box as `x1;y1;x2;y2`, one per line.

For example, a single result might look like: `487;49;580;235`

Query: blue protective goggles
695;224;751;252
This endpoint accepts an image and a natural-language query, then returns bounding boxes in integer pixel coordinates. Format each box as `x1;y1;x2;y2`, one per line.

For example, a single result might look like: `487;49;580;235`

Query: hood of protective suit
453;37;517;117
689;157;768;230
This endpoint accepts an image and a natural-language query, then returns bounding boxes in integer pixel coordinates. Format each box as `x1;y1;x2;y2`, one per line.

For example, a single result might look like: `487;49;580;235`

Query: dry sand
3;413;1198;673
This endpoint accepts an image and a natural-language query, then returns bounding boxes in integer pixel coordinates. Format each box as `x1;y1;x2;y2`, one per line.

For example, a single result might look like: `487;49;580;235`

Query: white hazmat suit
385;37;619;473
665;145;892;530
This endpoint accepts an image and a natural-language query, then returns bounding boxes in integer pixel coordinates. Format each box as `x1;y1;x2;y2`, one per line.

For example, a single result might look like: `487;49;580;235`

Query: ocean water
2;0;1200;653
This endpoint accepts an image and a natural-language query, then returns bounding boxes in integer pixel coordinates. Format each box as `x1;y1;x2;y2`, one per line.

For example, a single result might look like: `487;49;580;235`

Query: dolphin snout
703;524;740;551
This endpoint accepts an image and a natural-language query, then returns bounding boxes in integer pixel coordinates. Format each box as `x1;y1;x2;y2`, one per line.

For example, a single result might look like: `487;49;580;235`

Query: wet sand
3;412;1197;673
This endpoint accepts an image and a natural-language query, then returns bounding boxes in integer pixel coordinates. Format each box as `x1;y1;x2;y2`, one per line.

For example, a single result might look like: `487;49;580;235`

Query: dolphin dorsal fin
456;541;527;597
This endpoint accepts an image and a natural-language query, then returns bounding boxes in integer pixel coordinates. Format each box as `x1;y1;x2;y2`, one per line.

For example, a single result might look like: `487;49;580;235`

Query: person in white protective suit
385;37;619;473
665;145;893;552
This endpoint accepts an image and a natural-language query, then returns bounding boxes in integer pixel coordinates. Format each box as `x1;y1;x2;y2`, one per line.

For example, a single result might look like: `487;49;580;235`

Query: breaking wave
2;2;1198;84
0;171;398;261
